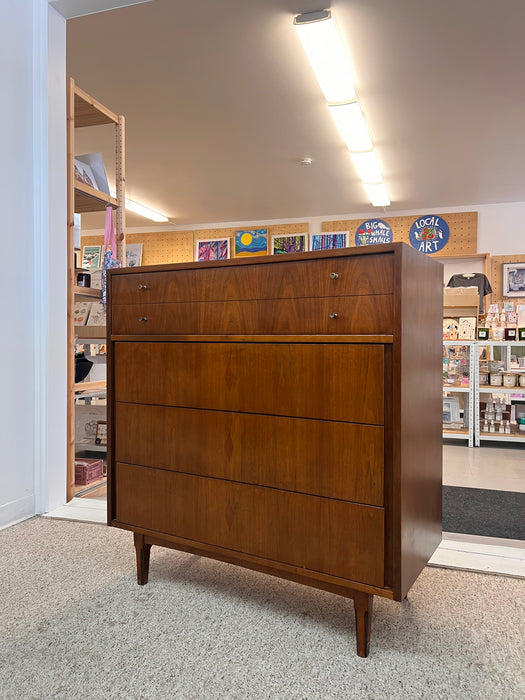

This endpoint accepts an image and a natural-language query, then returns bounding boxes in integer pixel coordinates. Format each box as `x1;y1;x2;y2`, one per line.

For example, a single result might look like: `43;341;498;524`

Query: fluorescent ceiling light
350;151;382;184
124;198;168;222
363;183;391;207
110;190;168;222
329;102;372;152
294;9;390;208
294;10;356;103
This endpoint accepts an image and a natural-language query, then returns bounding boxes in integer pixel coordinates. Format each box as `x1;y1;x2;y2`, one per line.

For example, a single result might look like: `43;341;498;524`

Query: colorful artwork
196;238;230;261
311;232;348;251
271;233;308;255
355;219;393;246
409;215;450;254
82;245;102;269
234;229;268;257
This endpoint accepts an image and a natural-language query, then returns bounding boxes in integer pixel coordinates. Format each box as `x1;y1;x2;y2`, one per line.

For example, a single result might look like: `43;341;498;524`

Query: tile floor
46;442;525;578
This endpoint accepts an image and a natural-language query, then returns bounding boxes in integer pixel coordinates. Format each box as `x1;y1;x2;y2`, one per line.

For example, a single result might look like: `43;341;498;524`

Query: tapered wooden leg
134;533;152;585
353;591;373;658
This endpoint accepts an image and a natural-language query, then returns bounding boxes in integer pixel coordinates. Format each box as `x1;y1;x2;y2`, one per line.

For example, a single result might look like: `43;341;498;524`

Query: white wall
0;1;38;527
0;1;66;529
45;6;67;513
478;203;525;255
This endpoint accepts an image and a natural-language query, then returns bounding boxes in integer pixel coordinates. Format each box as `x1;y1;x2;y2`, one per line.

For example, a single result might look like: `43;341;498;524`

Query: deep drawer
114;342;385;424
110;254;394;305
114;463;385;587
115;404;384;506
111;295;393;335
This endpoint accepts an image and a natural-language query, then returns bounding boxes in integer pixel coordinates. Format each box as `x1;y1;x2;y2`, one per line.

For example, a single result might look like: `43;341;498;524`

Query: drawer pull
329;313;338;319
330;272;339;279
138;317;148;323
138;284;148;290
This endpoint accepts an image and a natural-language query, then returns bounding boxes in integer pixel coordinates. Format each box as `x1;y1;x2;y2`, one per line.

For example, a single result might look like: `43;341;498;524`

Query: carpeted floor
1;517;524;700
443;486;525;540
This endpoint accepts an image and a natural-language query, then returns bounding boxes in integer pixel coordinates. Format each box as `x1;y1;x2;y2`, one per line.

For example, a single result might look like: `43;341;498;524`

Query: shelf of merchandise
443;341;475;447
475;341;525;446
67;77;125;501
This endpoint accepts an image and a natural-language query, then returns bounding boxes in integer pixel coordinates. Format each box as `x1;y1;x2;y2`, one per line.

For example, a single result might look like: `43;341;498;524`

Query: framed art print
271;233;308;255
234;229;268;257
126;243;143;267
458;317;476;340
311;231;349;251
195;237;230;261
81;245;102;269
502;263;525;297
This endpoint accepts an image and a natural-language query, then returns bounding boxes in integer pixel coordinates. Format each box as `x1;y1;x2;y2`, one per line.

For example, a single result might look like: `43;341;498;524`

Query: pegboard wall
491;254;525;304
81;222;309;266
322;211;478;256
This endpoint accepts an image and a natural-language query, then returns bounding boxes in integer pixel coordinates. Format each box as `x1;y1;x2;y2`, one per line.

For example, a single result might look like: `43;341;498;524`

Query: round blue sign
409;215;449;254
355;219;393;246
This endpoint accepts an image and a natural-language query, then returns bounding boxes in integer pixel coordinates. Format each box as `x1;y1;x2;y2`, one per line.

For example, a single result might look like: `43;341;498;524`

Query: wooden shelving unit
67;78;126;501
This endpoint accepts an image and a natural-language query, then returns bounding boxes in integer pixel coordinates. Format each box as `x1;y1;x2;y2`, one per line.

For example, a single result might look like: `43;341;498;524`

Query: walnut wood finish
115;403;384;505
110;253;394;306
107;243;443;657
114;342;385;425
116;463;385;587
111;294;393;335
353;591;374;658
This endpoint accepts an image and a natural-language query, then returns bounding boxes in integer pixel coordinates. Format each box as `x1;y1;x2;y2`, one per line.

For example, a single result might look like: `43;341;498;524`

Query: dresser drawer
115;404;384;506
110;253;394;306
114;342;385;424
114;463;385;587
111;295;393;335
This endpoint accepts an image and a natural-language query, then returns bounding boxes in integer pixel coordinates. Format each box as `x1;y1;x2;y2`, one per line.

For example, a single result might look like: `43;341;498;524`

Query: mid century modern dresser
107;242;443;657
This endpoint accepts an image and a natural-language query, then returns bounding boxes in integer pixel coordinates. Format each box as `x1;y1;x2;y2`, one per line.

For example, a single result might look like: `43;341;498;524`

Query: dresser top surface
108;241;441;277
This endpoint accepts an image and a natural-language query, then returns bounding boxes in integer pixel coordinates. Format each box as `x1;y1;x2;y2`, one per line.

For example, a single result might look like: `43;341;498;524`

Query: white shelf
443;386;470;393
443;431;470;440
75;443;107;453
479;386;525;394
479;434;525;443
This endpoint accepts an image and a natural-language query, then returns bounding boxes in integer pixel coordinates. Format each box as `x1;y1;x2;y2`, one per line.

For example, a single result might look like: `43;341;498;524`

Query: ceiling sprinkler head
299;157;313;165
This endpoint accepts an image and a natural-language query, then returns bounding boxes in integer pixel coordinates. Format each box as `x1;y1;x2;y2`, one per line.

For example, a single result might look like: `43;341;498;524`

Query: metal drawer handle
138;284;148;290
330;272;339;279
138;317;148;323
329;313;338;319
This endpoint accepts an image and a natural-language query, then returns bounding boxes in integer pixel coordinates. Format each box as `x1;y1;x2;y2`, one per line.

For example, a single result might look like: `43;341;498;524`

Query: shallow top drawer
110;253;394;305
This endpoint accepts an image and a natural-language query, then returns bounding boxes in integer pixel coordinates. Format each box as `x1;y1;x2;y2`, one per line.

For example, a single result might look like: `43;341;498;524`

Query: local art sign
355;219;393;246
409;215;449;254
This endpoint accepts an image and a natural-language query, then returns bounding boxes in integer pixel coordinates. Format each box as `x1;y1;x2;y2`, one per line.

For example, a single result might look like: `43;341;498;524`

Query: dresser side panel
396;247;443;600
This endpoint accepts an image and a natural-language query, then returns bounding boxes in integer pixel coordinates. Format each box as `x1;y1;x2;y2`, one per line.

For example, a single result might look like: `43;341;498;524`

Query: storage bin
502;374;516;387
489;374;503;386
75;458;104;485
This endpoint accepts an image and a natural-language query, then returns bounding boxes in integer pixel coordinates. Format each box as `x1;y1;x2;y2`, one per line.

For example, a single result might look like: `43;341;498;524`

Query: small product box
75;458;104;485
443;287;480;318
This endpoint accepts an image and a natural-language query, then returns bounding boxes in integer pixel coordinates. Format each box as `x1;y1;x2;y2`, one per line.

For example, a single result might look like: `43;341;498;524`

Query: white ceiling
66;0;525;229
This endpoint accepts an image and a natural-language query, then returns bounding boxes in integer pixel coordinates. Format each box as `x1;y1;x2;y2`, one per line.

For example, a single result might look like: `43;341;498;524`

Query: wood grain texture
114;403;384;505
115;463;385;588
110;253;394;305
114;342;385;424
111;295;393;335
394;245;443;600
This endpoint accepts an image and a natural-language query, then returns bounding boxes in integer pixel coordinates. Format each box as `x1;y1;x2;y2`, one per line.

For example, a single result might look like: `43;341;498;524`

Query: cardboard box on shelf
75;457;104;485
443;287;479;318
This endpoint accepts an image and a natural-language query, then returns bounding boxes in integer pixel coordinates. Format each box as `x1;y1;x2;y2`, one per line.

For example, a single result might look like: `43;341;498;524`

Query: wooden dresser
107;242;443;657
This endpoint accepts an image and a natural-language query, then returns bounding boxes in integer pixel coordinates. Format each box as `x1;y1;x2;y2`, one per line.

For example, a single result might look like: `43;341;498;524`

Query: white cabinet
443;341;475;447
475;341;525;445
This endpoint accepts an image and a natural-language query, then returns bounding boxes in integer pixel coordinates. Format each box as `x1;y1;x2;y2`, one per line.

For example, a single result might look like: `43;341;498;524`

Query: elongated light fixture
110;189;168;222
294;9;390;207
